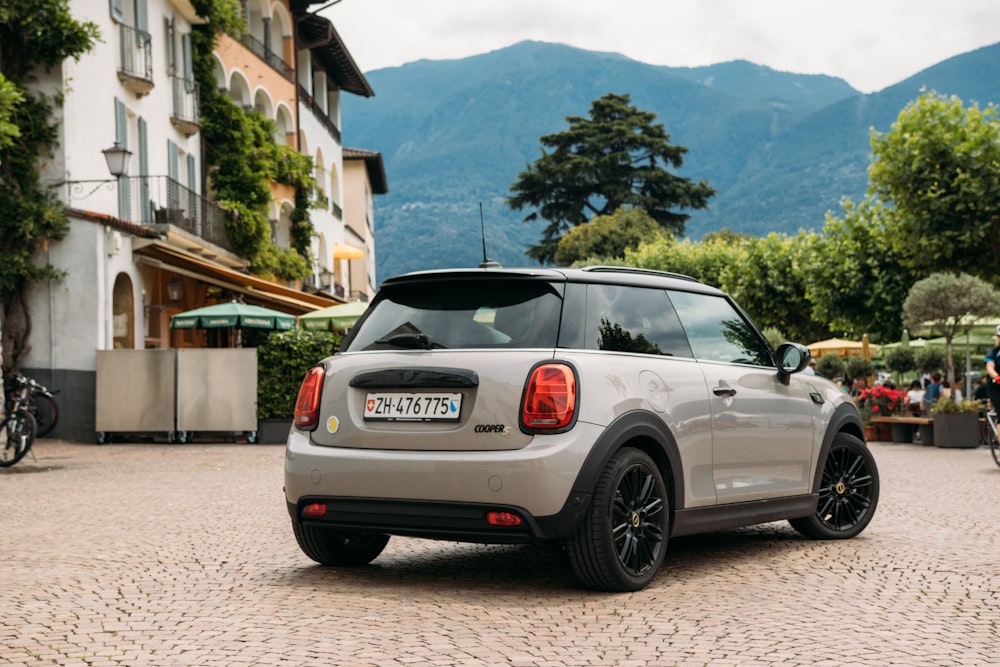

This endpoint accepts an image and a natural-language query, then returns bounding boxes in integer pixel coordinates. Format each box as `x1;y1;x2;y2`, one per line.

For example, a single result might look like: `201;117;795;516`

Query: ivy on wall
0;1;99;371
191;0;316;282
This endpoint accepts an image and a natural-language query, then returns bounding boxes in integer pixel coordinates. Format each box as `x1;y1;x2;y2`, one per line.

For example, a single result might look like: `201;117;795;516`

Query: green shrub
931;397;981;415
815;354;844;380
257;328;341;419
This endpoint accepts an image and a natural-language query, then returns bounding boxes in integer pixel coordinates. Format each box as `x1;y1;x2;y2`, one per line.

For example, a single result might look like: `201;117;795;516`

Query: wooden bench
869;416;934;444
869;416;933;425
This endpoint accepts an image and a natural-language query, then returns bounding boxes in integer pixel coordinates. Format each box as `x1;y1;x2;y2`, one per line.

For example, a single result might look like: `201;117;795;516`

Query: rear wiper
374;332;440;349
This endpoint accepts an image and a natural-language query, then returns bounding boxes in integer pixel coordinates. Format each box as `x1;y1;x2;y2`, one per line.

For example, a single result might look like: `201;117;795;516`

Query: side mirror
775;342;811;385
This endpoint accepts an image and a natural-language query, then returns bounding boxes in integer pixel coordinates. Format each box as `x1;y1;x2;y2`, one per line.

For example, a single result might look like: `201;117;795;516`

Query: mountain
341;40;1000;282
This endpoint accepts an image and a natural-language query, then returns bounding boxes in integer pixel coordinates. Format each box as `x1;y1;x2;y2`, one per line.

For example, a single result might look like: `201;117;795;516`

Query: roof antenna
478;202;501;268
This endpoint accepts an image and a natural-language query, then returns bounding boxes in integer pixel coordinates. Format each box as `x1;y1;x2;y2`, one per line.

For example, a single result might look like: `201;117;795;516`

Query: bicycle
23;375;59;438
986;408;1000;469
1;374;38;467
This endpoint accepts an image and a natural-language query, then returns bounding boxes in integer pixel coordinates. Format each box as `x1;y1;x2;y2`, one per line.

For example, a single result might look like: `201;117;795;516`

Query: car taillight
521;363;576;430
293;366;325;430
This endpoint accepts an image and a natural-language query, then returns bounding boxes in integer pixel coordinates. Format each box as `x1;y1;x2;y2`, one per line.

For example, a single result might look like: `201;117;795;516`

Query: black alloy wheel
790;433;879;539
568;447;668;592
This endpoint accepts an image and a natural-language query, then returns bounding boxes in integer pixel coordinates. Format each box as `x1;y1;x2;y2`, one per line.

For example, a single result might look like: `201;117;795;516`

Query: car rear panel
307;349;555;451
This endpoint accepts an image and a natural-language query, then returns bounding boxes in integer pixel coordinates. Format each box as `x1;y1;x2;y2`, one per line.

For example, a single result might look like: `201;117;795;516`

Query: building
21;0;385;440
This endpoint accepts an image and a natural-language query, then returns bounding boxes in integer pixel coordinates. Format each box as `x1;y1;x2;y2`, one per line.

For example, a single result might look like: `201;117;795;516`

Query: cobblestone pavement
2;437;999;666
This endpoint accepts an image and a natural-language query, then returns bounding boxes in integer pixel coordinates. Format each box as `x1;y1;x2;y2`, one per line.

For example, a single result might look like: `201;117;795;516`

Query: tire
567;447;669;592
31;394;58;438
292;521;390;566
0;409;37;467
790;432;879;539
988;417;1000;469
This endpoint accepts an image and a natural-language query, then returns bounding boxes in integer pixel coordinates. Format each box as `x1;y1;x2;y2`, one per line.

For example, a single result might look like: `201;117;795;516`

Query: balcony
298;84;341;143
120;175;232;252
170;75;201;136
117;24;154;96
241;33;294;81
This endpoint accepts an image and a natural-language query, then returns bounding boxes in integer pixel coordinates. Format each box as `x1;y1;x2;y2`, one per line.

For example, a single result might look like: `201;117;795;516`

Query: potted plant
859;384;908;442
931;397;982;448
256;328;341;443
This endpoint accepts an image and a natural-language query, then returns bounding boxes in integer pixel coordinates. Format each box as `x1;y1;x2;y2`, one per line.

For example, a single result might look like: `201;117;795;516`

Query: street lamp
101;141;132;178
54;141;134;205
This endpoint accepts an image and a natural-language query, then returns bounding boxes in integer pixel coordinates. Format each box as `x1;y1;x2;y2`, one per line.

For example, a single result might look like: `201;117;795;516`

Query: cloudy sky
321;0;1000;94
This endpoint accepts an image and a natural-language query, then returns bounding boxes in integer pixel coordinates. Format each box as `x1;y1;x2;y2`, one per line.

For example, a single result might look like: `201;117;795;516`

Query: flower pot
258;418;294;444
878;422;894;442
864;425;879;441
890;422;914;443
932;413;979;448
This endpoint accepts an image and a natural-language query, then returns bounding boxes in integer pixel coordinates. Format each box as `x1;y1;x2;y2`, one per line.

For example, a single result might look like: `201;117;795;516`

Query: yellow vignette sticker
326;416;340;434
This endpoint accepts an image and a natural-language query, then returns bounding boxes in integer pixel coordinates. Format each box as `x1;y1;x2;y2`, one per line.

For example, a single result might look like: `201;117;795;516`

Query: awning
299;300;369;331
134;240;339;314
333;242;365;260
171;301;296;331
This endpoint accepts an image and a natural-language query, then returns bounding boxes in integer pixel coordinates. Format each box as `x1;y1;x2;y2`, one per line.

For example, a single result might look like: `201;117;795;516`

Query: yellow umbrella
333;242;365;260
861;333;872;362
807;338;877;358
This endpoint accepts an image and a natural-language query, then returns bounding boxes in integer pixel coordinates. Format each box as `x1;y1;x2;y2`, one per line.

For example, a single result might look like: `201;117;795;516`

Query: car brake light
487;511;523;527
293;366;325;430
522;363;576;430
302;502;327;518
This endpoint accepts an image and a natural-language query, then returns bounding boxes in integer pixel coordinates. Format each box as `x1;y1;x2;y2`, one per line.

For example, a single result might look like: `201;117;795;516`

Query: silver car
284;266;878;591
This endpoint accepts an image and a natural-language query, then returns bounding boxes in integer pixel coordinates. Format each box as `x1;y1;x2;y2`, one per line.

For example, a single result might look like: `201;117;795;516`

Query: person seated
906;380;924;415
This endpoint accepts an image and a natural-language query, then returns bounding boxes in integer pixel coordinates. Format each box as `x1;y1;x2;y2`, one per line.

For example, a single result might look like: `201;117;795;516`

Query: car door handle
713;386;737;398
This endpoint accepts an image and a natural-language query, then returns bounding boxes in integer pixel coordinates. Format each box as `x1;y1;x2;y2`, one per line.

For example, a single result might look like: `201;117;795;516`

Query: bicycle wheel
0;409;36;467
990;417;1000;469
31;394;59;438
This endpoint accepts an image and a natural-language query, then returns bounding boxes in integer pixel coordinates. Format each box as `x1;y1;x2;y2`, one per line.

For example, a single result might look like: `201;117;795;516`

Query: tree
883;347;917;384
0;1;98;371
801;198;914;343
869;91;1000;282
915;346;947;377
723;232;829;344
508;93;715;264
553;208;664;265
815;355;845;381
0;74;21;151
631;235;742;288
902;272;1000;383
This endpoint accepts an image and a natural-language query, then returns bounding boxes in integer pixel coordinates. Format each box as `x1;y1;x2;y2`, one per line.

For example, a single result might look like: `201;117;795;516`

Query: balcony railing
170;75;201;135
117;24;154;95
241;33;294;81
298;84;341;143
121;175;232;252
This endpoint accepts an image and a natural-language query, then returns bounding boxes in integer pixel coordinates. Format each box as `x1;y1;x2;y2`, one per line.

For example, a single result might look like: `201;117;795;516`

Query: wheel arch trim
810;403;866;491
570;410;685;510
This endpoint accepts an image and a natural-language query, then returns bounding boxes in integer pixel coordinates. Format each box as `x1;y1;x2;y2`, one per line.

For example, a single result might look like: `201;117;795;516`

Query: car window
343;280;562;351
583;284;693;357
667;290;772;366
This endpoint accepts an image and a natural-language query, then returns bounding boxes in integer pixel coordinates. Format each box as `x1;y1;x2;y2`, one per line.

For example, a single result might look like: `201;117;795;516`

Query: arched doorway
112;273;134;349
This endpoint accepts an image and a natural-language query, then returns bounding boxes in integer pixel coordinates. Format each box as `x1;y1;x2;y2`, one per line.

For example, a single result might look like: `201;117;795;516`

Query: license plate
364;392;462;422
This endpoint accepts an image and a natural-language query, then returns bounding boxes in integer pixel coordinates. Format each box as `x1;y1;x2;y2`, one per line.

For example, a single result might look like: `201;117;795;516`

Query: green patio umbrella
170;301;296;331
299;301;369;331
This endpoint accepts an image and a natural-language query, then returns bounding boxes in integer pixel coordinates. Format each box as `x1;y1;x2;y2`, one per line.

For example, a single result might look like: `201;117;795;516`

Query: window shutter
138;117;150;223
167;140;180;210
182;33;194;91
115;98;131;219
136;0;149;32
110;0;125;23
187;154;197;194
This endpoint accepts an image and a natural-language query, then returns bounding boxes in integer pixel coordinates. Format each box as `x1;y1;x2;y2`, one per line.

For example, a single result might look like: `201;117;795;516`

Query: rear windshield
342;279;563;351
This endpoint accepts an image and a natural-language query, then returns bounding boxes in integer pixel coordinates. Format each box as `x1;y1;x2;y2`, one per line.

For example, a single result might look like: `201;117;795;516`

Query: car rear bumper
284;424;603;537
287;494;592;543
